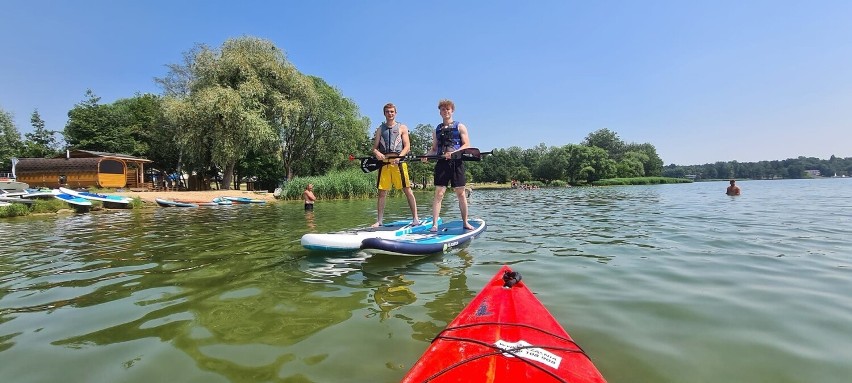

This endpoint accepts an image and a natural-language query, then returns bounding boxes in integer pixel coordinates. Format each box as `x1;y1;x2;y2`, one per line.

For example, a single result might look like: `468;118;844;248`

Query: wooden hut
15;150;152;189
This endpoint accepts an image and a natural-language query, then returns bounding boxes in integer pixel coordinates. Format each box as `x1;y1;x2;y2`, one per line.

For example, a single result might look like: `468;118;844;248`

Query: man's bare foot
411;219;421;226
429;225;438;233
371;222;382;228
464;224;475;230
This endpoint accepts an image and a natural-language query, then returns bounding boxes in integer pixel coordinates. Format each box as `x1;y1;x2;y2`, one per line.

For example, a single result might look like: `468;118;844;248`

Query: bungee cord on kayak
401;266;607;382
421;328;591;383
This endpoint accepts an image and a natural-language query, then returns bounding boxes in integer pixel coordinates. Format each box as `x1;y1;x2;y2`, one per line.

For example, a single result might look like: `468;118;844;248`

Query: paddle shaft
354;148;492;173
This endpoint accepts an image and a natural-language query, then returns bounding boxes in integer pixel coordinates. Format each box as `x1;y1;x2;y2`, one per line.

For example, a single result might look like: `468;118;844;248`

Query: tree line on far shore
662;156;852;180
3;35;846;190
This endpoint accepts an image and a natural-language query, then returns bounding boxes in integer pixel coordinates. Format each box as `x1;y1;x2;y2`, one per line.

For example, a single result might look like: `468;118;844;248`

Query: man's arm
399;124;411;157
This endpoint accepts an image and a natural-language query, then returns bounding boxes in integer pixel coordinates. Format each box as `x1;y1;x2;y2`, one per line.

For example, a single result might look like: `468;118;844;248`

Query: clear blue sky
2;0;851;165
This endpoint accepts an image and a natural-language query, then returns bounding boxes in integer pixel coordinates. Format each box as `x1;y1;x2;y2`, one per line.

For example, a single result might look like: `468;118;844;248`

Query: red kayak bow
402;265;607;382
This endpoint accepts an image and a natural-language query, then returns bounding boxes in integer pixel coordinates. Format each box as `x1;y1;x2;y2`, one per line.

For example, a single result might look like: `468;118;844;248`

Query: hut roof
16;157;112;172
53;150;152;163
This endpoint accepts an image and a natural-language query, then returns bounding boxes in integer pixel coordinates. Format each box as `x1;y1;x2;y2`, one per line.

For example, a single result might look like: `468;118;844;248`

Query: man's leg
373;190;388;227
431;186;447;232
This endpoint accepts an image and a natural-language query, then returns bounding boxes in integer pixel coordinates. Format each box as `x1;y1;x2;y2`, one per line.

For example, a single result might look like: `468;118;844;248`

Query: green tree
21;109;60;158
64;90;138;154
565;144;614;183
480;146;528;183
409;123;433;155
154;46;199;97
787;164;805;179
163;37;317;189
535;145;568;182
624;142;663;176
715;161;733;179
284;76;368;180
408;123;435;186
615;151;646;178
702;164;718;179
0;107;22;171
583;128;625;160
523;143;546;180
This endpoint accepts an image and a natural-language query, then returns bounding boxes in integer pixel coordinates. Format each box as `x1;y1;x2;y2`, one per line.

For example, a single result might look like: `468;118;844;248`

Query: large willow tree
160;36;369;188
162;37;316;189
283;76;369;180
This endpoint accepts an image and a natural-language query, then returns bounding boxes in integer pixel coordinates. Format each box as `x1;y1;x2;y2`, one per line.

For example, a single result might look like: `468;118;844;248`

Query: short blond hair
383;103;396;113
437;99;455;111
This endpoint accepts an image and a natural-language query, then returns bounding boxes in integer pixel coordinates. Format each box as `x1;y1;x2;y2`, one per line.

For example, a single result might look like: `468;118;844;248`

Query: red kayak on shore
402;265;607;383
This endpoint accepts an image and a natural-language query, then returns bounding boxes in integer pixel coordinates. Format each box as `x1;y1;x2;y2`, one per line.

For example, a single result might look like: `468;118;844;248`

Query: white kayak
301;218;441;251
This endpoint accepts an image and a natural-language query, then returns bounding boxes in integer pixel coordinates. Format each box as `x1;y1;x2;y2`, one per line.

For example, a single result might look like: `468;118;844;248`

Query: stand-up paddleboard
360;218;486;256
212;197;233;205
155;198;198;208
301;218;441;252
54;192;93;207
0;195;34;205
20;188;58;199
191;197;234;207
59;187;131;206
402;265;607;382
223;196;266;204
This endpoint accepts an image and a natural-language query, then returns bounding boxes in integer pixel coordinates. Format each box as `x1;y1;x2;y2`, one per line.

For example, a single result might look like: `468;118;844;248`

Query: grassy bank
1;196;145;218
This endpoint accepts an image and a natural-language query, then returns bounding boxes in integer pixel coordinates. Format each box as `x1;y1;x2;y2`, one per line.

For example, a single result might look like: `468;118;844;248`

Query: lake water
1;178;851;382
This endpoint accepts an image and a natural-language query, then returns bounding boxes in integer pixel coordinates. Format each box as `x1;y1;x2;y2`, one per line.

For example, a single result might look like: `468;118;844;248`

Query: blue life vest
436;121;461;155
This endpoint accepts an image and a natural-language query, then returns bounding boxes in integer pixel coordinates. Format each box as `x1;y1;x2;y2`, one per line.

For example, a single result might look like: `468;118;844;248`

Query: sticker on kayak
494;340;562;369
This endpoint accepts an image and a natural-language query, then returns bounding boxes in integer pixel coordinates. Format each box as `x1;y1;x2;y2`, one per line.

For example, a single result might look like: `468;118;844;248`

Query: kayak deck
402;265;606;382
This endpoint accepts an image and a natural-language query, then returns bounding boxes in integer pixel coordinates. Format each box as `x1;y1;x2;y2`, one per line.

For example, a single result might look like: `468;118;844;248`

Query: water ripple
2;180;852;382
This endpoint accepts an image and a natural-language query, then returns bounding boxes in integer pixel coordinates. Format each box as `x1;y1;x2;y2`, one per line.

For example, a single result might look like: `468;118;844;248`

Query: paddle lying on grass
349;148;492;173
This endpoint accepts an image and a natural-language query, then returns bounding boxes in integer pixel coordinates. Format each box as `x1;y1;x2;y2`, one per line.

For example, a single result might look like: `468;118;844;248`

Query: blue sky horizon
2;1;851;166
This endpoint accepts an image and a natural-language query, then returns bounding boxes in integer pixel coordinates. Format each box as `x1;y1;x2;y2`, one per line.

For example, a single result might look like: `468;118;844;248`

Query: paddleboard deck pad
54;193;92;206
360;218;486;256
59;187;131;204
301;218;440;252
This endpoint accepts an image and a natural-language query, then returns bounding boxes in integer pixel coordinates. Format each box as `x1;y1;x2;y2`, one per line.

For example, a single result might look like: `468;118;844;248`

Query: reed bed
280;168;382;200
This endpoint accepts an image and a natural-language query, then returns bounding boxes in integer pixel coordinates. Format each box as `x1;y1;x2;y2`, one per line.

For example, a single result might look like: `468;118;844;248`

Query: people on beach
371;103;419;227
726;179;741;196
303;183;316;210
424;99;473;232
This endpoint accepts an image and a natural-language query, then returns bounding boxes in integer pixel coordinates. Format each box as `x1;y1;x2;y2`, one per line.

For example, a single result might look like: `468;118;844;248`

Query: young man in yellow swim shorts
370;103;420;227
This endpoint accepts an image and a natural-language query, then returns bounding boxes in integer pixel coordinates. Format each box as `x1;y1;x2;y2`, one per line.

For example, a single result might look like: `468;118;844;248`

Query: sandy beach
113;189;278;204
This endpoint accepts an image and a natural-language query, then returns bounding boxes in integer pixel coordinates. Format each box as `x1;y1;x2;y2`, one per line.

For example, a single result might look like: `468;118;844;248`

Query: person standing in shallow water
423;99;474;232
726;180;741;196
303;183;316;210
370;103;420;227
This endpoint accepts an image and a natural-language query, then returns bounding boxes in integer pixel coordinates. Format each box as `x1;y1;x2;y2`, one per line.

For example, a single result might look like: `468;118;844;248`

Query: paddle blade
360;157;381;173
452;147;483;161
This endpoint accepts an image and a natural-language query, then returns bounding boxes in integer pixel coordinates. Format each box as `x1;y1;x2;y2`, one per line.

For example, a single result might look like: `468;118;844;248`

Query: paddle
350;148;492;173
